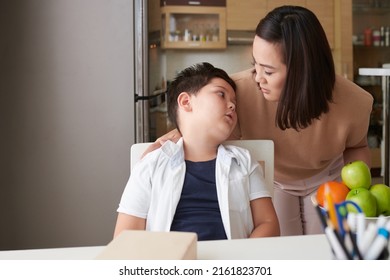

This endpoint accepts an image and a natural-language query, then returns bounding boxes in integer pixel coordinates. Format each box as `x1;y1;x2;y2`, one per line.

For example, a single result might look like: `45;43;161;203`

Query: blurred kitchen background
0;0;389;250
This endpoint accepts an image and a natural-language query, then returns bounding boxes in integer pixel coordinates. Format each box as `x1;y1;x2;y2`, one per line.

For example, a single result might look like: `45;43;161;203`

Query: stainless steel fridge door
134;0;150;143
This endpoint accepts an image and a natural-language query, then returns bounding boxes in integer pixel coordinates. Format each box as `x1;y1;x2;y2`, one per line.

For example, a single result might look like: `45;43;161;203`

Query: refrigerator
134;0;168;143
134;0;151;143
1;0;136;250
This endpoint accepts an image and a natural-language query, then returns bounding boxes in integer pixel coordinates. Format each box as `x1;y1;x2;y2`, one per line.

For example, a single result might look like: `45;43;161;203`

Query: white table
0;245;104;260
197;234;332;260
0;234;333;260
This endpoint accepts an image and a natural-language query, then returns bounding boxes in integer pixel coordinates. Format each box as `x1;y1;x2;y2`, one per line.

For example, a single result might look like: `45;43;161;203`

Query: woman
147;6;373;236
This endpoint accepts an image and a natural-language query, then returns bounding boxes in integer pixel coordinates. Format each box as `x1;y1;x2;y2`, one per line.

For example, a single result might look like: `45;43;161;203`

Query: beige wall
0;0;134;250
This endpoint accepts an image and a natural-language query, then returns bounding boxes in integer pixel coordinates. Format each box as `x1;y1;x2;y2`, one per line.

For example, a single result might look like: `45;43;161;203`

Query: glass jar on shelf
160;5;226;49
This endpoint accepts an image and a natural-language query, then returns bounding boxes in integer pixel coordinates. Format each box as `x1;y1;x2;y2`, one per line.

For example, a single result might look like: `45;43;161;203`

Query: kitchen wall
0;0;134;250
149;45;253;91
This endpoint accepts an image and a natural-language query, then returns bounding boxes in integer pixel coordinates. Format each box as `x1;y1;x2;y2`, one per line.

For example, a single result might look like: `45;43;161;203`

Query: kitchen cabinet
157;0;338;51
353;0;390;171
226;0;352;79
226;0;267;31
226;1;333;48
305;1;335;49
160;5;227;49
149;0;161;32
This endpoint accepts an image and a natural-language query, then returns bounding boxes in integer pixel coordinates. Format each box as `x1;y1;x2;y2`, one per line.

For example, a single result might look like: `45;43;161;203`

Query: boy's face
189;77;237;142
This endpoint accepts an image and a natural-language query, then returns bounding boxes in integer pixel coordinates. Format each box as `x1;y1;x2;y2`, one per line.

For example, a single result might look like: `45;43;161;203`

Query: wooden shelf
353;6;390;15
160;6;226;50
353;45;390;50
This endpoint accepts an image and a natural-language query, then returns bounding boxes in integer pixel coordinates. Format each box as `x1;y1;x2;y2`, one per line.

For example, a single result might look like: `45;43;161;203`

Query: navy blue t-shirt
170;159;227;240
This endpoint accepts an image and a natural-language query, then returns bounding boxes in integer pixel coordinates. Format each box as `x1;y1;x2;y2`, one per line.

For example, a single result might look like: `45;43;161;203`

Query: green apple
341;160;371;189
346;187;377;217
369;184;390;216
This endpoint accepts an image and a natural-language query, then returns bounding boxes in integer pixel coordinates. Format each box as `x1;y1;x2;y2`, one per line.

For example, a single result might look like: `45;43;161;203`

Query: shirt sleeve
248;154;272;201
117;159;152;218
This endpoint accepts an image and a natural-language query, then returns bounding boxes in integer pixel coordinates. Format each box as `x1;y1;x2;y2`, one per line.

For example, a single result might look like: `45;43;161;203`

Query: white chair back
224;140;274;197
130;142;153;169
130;140;274;197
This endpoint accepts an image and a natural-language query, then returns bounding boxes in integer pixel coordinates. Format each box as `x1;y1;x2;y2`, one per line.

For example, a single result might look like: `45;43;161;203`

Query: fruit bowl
311;194;390;225
364;215;390;225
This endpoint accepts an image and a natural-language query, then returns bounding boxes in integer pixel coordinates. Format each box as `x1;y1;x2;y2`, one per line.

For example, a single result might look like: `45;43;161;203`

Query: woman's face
252;36;287;102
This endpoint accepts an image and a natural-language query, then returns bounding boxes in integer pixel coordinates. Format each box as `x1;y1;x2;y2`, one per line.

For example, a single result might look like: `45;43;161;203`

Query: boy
114;62;279;240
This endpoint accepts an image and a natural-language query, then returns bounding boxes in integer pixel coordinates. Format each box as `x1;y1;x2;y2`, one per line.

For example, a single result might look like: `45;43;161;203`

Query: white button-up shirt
117;138;271;239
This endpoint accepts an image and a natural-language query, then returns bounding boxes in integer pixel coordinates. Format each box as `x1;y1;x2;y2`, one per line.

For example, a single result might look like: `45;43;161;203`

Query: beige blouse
231;68;374;182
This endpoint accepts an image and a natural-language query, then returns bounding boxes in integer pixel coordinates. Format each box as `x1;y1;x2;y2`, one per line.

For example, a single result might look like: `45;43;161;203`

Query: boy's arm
113;213;146;238
249;197;280;238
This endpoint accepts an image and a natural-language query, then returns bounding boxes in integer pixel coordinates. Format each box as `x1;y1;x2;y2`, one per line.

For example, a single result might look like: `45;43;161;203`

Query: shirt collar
160;138;185;168
160;138;240;167
218;144;241;166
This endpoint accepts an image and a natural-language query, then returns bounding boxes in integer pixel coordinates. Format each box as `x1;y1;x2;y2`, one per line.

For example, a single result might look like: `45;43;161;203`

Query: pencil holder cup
311;194;390;260
329;241;389;260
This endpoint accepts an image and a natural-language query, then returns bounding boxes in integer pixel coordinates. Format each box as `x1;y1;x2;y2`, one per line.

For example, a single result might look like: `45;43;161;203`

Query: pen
324;185;339;231
356;212;366;248
312;196;327;229
364;220;390;260
325;225;350;260
358;222;378;256
325;219;352;260
343;219;363;260
347;212;357;232
375;215;387;229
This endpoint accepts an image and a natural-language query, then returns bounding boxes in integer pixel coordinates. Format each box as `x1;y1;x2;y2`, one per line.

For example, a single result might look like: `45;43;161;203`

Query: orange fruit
316;181;350;207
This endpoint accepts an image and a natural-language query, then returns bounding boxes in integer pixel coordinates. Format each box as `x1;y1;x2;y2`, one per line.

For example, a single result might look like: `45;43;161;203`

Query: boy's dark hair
167;62;236;130
256;5;335;130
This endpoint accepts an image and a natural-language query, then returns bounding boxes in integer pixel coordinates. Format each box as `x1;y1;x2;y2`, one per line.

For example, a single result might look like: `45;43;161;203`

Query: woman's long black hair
256;5;335;130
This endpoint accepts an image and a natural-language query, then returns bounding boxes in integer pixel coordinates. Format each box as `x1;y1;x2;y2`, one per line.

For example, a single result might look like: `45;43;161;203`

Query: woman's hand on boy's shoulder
141;129;181;158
